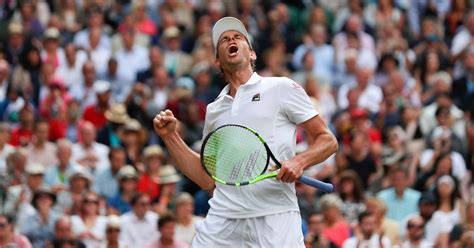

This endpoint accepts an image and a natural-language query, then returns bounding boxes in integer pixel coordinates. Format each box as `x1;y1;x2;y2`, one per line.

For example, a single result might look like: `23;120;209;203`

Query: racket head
200;124;270;186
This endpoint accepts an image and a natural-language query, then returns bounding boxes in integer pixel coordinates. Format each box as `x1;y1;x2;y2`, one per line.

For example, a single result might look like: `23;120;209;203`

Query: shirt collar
217;72;262;98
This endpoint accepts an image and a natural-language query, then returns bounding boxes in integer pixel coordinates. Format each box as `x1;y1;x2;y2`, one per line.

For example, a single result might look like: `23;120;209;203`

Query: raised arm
153;110;215;190
277;115;338;183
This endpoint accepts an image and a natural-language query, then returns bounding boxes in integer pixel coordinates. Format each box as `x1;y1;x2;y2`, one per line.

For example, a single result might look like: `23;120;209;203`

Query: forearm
162;132;215;190
293;133;338;170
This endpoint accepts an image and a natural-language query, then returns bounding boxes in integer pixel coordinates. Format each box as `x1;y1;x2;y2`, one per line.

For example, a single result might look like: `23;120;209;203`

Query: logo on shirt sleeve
252;93;260;102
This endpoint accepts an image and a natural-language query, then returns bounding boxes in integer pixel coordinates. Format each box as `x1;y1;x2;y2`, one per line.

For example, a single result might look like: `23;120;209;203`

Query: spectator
0;122;14;174
39;78;69;141
107;165;138;215
162;26;192;79
154;165;181;215
48;216;86;248
55;167;93;215
136;46;164;83
401;215;433;248
342;211;391;248
344;131;378;190
21;186;59;248
377;166;421;223
114;29;149;87
174;193;204;245
69;62;98;109
304;212;337;248
0;214;32;248
120;119;146;167
100;215;125;248
97;103;130;148
71;191;107;247
8;103;35;147
146;212;189;248
82;80;112;130
336;170;366;224
319;194;351;247
450;199;474;247
71;121;110;172
365;197;400;246
44;139;78;192
120;193;159;247
40;27;66;69
26;120;58;169
137;145;165;201
93;147;126;199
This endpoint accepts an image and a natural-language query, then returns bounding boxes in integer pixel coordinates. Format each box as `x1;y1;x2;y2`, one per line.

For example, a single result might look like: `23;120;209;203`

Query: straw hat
159;165;181;184
143;145;164;159
105;104;130;124
117;165;138;181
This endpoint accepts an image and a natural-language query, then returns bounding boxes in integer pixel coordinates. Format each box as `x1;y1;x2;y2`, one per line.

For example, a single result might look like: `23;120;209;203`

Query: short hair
158;212;176;229
357;211;373;224
130;192;147;206
108;147;125;160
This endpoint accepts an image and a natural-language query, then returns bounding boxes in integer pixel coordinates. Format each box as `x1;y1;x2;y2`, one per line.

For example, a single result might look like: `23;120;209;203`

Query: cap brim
212;17;251;54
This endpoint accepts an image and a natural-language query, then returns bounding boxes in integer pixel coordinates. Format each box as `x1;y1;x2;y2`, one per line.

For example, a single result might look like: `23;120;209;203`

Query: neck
223;67;253;97
35;140;45;148
177;215;192;225
395;188;404;198
161;237;173;245
410;238;421;246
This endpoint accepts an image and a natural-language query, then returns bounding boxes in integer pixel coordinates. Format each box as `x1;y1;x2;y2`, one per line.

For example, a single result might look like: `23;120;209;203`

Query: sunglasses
407;223;424;229
83;199;99;204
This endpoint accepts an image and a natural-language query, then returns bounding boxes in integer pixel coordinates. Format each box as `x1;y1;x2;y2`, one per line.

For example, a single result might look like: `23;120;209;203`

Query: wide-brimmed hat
159;165;181;184
123;119;142;132
68;167;93;183
25;163;45;175
44;27;60;40
143;145;164;159
117;165;138;181
32;186;56;207
105;104;130;124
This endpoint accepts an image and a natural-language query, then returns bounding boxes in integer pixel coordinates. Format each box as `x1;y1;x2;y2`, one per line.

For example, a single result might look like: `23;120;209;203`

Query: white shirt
0;144;14;175
338;82;383;113
54;50;88;89
175;216;204;245
419;149;466;182
120;211;159;248
115;45;149;85
90;47;112;76
401;240;433;248
342;235;391;248
203;73;318;218
71;142;110;171
71;215;108;247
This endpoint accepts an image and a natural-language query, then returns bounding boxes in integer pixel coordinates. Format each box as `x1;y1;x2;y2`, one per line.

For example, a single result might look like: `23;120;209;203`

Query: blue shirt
93;168;119;199
107;193;131;214
377;188;421;223
44;163;78;187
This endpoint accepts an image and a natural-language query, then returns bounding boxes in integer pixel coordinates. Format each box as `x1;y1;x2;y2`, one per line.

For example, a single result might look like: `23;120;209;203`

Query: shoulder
146;211;159;220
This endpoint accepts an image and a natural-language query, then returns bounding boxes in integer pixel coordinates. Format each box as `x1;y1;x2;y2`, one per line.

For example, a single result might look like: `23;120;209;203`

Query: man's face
407;217;425;241
215;30;256;70
35;123;49;143
360;215;376;238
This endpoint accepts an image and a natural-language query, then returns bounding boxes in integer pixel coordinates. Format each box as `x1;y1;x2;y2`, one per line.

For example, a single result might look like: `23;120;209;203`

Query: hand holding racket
200;124;334;193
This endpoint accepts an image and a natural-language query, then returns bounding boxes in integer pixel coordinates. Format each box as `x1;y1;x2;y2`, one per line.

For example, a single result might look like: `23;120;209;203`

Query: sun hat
212;17;252;55
117;165;138;181
93;80;111;95
105;104;130;124
159;165;181;184
44;27;60;40
25;163;45;175
143;145;164;159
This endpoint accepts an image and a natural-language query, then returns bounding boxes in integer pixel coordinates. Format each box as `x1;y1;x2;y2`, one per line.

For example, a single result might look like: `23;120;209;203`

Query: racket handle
298;176;334;193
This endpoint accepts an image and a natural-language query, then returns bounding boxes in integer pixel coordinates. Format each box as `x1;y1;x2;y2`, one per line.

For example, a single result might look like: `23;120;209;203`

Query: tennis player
153;16;338;247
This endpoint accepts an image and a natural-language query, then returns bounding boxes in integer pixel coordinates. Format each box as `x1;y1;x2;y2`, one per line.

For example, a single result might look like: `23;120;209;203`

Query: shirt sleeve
279;78;318;124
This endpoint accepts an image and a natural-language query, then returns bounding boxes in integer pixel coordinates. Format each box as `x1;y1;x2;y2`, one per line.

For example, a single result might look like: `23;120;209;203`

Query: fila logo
252;93;260;101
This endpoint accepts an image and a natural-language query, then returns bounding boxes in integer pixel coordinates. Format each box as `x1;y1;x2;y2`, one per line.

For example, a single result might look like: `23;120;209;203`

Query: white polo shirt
203;72;318;218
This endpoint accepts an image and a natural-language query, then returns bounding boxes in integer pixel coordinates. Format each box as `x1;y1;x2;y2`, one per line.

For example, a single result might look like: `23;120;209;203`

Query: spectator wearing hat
401;215;432;248
8;103;35;147
137;145;165;201
154;165;182;215
343;131;377;190
121;119;146;167
48;216;86;248
146;212;190;248
44;139;78;192
26;120;58;169
99;215;126;248
174;192;204;245
93;147;127;199
71;191;107;248
72;121;110;172
319;194;351;247
3;148;28;188
3;22;27;66
124;83;157;132
120;193;159;248
97;103;130;147
55;166;93;215
41;27;65;69
377;167;421;224
82;80;112;130
4;163;45;218
0;214;32;248
20;186;59;248
162;26;192;79
108;165;138;214
191;62;220;105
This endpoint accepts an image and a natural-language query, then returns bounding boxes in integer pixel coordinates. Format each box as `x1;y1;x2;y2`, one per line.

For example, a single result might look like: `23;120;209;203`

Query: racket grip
298;176;334;193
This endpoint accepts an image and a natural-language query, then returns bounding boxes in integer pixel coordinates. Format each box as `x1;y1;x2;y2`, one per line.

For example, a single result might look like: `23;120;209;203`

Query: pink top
322;220;351;248
145;239;190;248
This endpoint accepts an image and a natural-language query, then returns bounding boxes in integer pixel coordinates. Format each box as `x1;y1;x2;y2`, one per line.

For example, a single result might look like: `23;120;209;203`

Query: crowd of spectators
0;0;474;247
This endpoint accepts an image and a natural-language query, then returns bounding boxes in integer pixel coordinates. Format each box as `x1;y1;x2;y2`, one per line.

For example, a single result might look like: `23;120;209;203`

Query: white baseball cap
212;17;252;56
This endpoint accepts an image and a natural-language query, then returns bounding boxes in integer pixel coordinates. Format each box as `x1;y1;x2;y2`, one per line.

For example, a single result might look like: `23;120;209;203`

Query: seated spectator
120;119;146;167
8;104;35;147
319;194;351;247
120;193;159;247
146;212;189;248
99;215;125;248
336;170;366;224
0;123;14;175
93;147;126;199
82;80;112;130
71;121;110;172
107;165;138;215
71;191;107;247
48;216;85;248
153;165;182;215
55;167;93;215
377;167;421;224
365;197;400;246
401;215;432;248
97;103;130;148
450;199;474;247
26;120;58;169
21;186;60;248
137;145;165;201
39;78;70;141
0;214;32;248
174;193;204;245
342;211;391;248
304;212;337;248
44;139;78;192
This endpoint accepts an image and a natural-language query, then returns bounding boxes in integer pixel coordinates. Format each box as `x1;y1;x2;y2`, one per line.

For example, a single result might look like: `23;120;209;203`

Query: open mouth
227;44;239;56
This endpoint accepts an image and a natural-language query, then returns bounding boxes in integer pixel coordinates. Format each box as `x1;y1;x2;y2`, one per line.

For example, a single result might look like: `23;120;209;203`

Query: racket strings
202;126;268;184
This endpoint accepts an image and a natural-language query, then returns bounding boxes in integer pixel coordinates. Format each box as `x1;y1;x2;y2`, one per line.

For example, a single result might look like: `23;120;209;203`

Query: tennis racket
200;124;334;192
